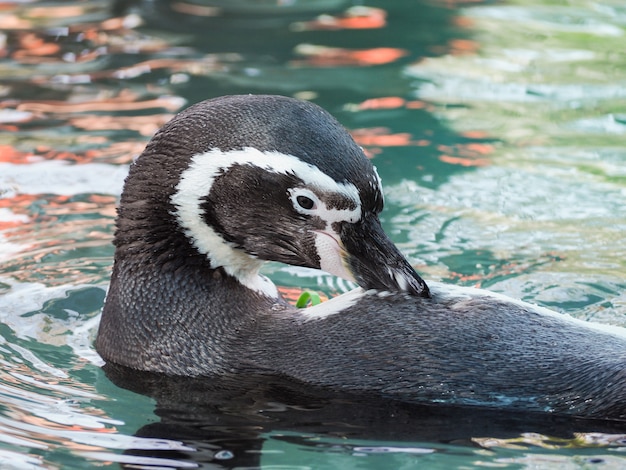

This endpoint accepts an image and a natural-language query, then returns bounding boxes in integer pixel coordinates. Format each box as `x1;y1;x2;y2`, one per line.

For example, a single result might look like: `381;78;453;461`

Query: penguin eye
296;195;315;210
289;188;320;215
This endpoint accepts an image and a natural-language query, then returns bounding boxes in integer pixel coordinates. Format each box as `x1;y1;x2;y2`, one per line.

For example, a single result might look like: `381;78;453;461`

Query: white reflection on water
467;5;624;37
0;162;127;197
0;278;198;468
399;0;626;330
386;161;626;326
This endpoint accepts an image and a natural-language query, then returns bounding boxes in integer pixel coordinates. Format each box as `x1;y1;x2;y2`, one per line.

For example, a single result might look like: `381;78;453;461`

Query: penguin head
118;95;429;298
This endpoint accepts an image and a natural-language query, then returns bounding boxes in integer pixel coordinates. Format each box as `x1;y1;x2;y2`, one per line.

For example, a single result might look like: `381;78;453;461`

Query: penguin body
96;95;626;420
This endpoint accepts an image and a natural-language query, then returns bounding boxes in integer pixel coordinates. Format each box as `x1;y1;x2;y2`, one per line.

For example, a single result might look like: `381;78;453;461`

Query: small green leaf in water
295;291;322;308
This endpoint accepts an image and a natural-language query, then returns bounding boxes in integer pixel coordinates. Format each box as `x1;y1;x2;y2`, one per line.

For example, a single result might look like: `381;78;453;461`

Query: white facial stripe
171;149;280;297
213;146;360;200
288;187;361;226
170;147;361;297
288;182;360;284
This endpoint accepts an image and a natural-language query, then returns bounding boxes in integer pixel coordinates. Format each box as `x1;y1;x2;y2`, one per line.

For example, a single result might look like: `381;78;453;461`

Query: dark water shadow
105;364;626;469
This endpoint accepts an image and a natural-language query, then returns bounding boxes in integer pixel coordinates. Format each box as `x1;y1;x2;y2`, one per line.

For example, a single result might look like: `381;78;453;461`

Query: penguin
96;94;626;421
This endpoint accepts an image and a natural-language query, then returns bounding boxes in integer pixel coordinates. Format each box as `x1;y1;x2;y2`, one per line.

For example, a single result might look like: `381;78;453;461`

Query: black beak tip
341;214;431;299
351;259;431;298
392;267;431;298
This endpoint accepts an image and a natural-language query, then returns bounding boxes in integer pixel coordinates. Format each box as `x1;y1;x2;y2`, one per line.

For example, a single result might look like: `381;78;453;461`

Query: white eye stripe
178;147;360;200
173;147;362;235
170;147;362;296
289;187;361;226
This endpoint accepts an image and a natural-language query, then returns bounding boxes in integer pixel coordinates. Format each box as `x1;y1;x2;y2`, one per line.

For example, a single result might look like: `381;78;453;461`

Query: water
0;0;625;468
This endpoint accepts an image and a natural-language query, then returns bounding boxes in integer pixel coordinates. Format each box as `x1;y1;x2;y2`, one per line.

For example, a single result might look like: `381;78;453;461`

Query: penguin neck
98;253;288;375
114;160;279;298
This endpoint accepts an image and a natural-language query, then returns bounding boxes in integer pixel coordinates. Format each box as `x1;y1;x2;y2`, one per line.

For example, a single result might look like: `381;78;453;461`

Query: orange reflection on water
439;155;489;166
460;130;490;139
352;96;432;111
292;6;386;31
14;92;183;114
25;4;88;19
4;189;144;286
0;145;30;164
0;11;30;30
429;36;480;57
352;128;414;147
345;98;438;156
453;16;476;29
293;44;408;67
0;194;116;235
70;114;173;137
352;127;430;148
79;141;148;164
0;194;116;217
11;32;61;60
1;2;167;72
437;142;494;167
0;142;144;165
170;1;220;16
0;194;41;230
447;38;479;56
2;397;119;453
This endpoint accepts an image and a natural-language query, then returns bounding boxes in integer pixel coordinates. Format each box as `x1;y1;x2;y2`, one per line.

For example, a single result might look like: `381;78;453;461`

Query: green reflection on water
396;0;626;326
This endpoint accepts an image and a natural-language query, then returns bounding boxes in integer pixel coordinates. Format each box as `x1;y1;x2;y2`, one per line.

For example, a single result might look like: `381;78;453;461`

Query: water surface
1;0;625;468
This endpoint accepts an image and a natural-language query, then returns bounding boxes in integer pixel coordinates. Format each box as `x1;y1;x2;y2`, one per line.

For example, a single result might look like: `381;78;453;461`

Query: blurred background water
0;0;625;468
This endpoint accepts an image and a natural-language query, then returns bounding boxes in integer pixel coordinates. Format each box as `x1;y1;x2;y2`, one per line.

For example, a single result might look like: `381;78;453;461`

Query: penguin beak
338;214;430;298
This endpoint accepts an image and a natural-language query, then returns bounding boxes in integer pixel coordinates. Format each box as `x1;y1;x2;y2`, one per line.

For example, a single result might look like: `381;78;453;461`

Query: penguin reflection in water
96;94;626;421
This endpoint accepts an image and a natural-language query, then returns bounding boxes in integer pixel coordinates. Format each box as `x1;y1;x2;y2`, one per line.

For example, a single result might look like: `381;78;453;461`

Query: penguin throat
195;234;279;298
217;253;278;299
